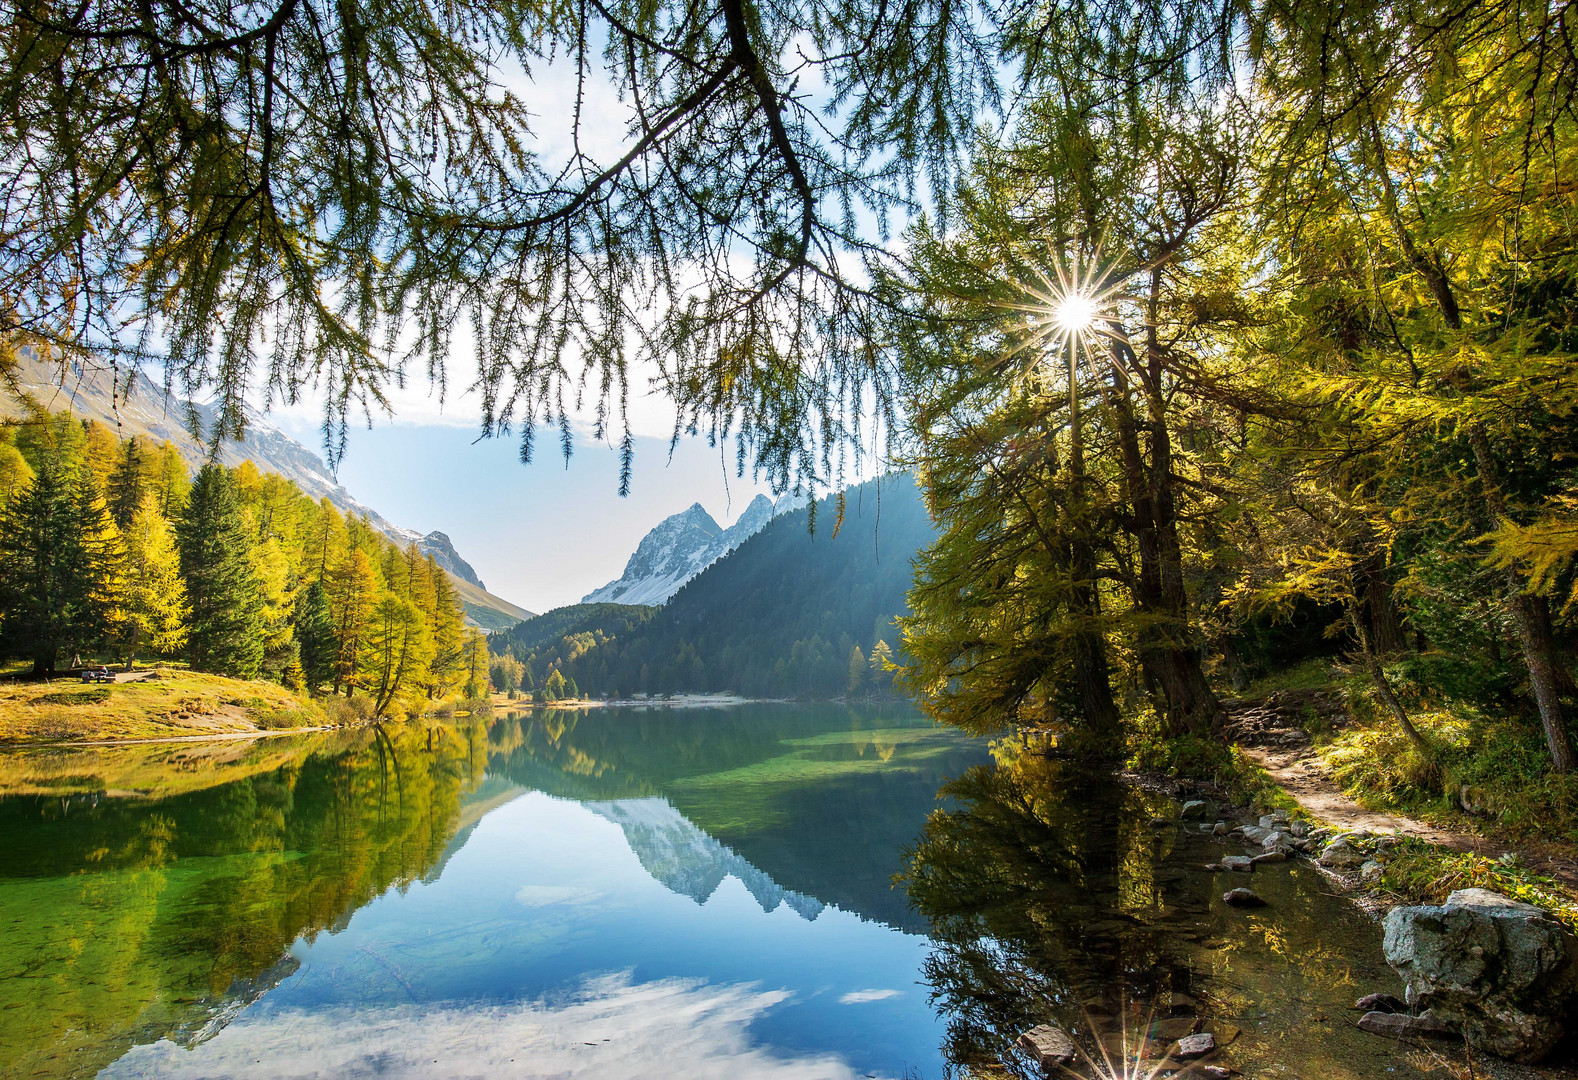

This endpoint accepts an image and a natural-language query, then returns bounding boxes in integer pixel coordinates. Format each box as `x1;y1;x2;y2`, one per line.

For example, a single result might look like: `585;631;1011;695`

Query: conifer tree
148;444;191;516
118;493;188;668
295;578;336;693
848;644;866;694
462;631;490;699
363;595;430;716
0;433;35;509
107;436;146;527
177;463;264;677
0;460;100;673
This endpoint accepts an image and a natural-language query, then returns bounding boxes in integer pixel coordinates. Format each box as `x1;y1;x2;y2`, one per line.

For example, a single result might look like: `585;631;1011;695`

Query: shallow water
0;706;1453;1079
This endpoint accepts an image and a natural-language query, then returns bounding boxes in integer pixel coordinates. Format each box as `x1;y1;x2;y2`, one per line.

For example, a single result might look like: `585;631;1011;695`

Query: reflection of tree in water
0;722;489;1080
900;752;1195;1077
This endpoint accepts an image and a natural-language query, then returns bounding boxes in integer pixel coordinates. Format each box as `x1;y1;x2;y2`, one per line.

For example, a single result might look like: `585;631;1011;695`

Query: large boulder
1382;888;1578;1062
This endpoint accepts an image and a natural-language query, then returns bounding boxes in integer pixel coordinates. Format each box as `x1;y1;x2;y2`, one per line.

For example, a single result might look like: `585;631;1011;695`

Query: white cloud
838;989;902;1005
103;973;889;1080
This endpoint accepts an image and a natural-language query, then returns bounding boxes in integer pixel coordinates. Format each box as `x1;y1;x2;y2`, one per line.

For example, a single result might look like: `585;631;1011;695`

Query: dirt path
1228;689;1578;889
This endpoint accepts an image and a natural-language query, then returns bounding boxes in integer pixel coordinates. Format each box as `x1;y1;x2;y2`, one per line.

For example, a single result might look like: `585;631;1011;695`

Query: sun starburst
993;243;1130;380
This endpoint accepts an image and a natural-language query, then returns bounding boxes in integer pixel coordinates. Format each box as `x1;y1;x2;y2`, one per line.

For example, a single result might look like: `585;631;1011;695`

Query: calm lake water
0;705;1453;1079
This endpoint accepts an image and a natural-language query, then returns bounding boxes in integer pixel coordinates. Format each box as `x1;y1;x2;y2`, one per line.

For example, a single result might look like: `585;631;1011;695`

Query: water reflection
0;723;488;1079
900;747;1438;1079
0;705;984;1080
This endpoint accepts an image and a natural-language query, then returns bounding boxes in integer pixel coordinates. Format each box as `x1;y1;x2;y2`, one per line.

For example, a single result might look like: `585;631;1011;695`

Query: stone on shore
1181;799;1218;820
1220;855;1255;872
1173;1032;1216;1059
1251;851;1287;865
1357;1010;1458;1040
1356;992;1408;1013
1318;838;1365;870
1382;888;1578;1062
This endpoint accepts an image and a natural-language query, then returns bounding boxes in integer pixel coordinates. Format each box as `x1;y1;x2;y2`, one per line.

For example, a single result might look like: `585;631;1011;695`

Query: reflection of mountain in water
585;798;825;919
484;705;991;933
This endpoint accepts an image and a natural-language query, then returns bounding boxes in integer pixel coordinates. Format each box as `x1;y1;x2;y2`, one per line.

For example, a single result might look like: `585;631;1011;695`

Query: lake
0;705;1450;1078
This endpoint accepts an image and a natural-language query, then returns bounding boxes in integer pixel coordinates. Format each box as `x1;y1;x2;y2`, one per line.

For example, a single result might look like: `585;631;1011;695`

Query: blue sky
273;412;778;614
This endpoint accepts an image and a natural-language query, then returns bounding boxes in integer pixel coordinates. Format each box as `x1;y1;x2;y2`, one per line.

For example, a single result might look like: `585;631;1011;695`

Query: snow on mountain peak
580;494;779;607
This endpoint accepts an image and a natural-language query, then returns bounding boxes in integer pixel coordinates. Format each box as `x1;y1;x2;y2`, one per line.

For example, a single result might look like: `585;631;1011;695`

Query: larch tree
363;595;430;717
117;492;188;668
327;549;379;696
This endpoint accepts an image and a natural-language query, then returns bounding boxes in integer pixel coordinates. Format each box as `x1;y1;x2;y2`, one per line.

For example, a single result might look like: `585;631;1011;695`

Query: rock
1223;888;1266;907
1241;825;1272;844
1220;855;1255;872
1203;863;1223;872
1318;839;1366;870
1018;1024;1077;1067
1251;851;1287;865
1181;799;1217;820
1263;831;1292;850
1382;888;1578;1062
1196;1067;1231;1080
1174;1032;1216;1059
1289;820;1309;838
1357;1011;1458;1040
1212;821;1230;836
1356;992;1408;1013
1360;859;1385;884
1168;992;1197;1012
1148;1017;1197;1042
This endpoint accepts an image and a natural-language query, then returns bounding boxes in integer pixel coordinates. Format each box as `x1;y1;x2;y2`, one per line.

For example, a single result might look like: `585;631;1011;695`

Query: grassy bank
1128;656;1578;927
0;668;324;743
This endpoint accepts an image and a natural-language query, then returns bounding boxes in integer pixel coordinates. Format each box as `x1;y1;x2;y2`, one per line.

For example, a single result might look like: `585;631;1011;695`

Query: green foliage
177;464;264;678
1376;842;1578;932
1319;707;1578;843
0;454;119;672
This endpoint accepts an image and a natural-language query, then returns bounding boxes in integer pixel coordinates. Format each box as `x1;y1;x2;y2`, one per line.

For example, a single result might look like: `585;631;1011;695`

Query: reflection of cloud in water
514;884;606;907
838;989;902;1004
103;972;876;1079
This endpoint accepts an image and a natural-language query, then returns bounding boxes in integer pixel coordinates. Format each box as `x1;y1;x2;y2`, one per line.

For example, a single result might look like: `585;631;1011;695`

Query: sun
1054;291;1100;334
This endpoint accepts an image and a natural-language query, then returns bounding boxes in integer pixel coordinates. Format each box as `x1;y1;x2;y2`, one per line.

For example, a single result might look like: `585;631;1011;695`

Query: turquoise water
0;705;985;1079
0;706;1458;1079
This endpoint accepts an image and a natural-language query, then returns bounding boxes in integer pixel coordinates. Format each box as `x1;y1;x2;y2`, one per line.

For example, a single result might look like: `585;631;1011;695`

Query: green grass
1374;839;1578;931
1125;710;1305;818
0;669;325;743
1238;657;1337;699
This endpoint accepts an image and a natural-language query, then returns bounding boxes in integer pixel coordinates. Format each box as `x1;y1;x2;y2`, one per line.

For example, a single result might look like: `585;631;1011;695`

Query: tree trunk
1105;364;1223;737
1347;597;1429;751
1469;425;1576;772
1362;553;1409;656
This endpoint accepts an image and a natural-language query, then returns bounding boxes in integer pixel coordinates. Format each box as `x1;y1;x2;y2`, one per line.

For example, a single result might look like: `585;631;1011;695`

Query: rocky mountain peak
580;495;780;607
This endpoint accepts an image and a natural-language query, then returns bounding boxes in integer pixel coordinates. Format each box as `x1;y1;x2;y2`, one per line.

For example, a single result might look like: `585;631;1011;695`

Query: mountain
6;352;532;629
581;492;777;606
499;474;935;698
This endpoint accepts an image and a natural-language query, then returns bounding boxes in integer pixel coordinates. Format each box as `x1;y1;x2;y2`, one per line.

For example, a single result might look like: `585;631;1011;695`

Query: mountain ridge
6;353;532;629
581;492;778;606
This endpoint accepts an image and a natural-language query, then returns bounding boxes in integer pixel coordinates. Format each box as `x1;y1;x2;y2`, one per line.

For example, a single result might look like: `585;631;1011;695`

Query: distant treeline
488;476;933;699
0;411;488;715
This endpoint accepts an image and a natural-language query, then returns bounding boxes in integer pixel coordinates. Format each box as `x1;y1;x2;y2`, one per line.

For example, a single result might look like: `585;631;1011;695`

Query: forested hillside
488;475;933;699
0;410;489;716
